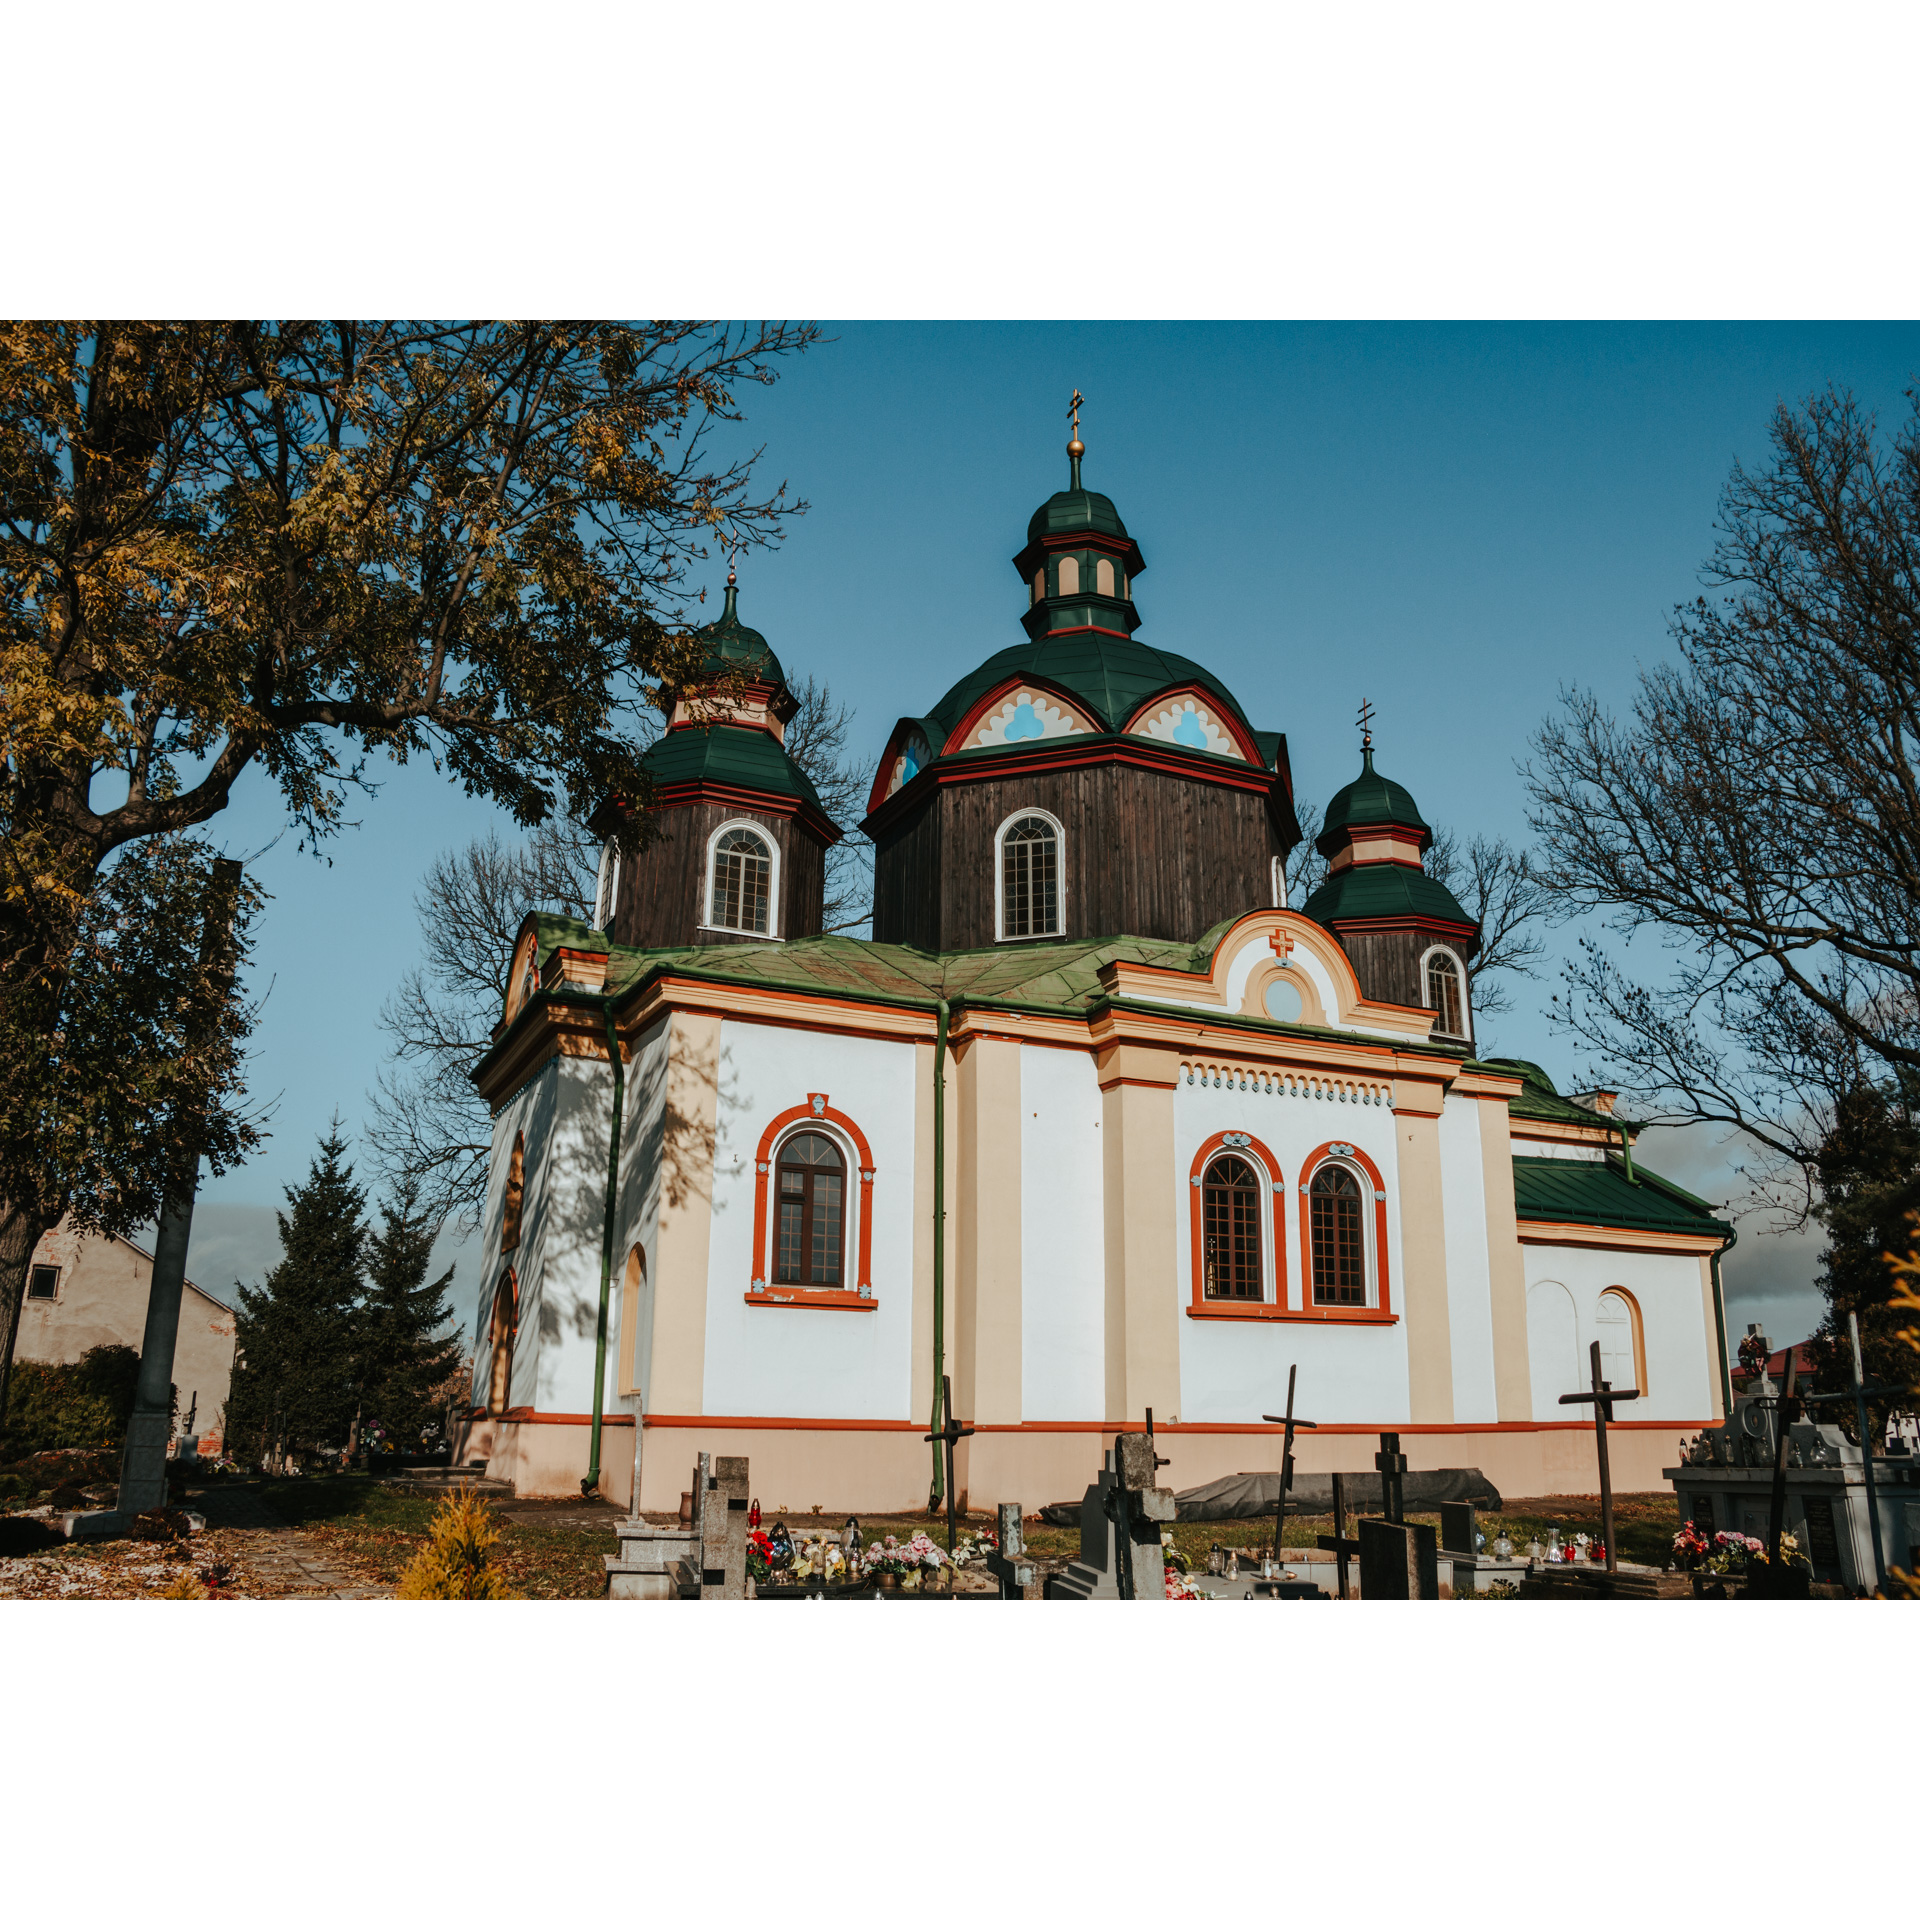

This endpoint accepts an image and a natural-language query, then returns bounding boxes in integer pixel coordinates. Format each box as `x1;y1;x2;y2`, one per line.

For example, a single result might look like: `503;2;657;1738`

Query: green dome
1316;748;1430;855
1301;862;1474;932
1025;486;1131;545
691;582;785;687
920;630;1260;759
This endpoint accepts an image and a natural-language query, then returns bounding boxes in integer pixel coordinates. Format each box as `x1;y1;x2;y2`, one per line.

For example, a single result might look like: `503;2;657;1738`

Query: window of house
27;1265;58;1301
1032;568;1044;604
593;839;622;932
710;826;773;935
1598;1288;1641;1391
1309;1162;1367;1305
502;1134;526;1252
1202;1155;1264;1301
1425;949;1466;1037
776;1131;845;1287
1095;556;1115;596
998;812;1061;940
1057;555;1080;595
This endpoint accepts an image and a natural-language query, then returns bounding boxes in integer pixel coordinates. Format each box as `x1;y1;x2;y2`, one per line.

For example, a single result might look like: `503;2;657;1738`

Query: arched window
1057;555;1080;595
1309;1162;1367;1306
1032;568;1044;604
1528;1280;1582;1413
1425;948;1467;1037
997;811;1062;940
507;930;540;1020
1095;556;1115;596
776;1131;845;1288
1598;1288;1643;1392
501;1133;526;1252
1202;1154;1264;1301
709;825;774;935
486;1271;518;1416
593;839;622;931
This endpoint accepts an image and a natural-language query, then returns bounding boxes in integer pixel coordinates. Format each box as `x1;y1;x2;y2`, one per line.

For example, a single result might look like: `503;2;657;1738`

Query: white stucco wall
470;1056;564;1407
1437;1093;1500;1423
1172;1074;1410;1424
700;1021;918;1418
1522;1242;1715;1423
1019;1042;1105;1421
612;1014;673;1411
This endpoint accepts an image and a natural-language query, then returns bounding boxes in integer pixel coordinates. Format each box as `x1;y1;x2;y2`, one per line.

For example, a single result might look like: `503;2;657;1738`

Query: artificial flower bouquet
1670;1521;1712;1570
948;1527;997;1565
1165;1566;1211;1599
861;1532;949;1587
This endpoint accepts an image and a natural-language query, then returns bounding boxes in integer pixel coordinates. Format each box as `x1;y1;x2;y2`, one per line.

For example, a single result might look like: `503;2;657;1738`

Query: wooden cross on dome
1068;388;1084;434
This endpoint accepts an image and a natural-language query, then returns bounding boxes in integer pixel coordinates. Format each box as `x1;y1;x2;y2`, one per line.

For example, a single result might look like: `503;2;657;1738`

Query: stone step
396;1468;510;1497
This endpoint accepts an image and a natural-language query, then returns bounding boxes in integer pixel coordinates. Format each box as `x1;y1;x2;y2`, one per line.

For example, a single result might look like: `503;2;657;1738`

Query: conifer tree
356;1181;460;1452
228;1125;368;1466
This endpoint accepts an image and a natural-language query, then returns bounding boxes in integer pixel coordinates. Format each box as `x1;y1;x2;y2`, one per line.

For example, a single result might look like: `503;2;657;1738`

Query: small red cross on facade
1268;930;1294;967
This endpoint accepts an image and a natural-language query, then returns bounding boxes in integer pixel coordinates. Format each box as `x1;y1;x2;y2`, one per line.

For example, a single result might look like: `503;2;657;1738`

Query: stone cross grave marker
699;1454;751;1599
922;1373;974;1561
1261;1363;1317;1565
1558;1340;1639;1572
1052;1426;1176;1599
1358;1516;1439;1600
985;1501;1042;1599
1375;1432;1408;1523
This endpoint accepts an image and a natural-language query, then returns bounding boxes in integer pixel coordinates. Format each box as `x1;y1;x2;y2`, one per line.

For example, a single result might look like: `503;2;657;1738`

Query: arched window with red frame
1309;1161;1367;1305
776;1131;846;1288
1202;1154;1264;1301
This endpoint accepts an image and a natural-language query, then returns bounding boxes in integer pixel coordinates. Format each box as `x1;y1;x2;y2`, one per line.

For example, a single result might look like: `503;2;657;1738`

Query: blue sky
182;322;1920;1344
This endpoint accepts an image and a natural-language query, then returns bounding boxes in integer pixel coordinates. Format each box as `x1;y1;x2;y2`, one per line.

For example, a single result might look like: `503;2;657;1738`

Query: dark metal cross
1316;1470;1360;1598
1262;1364;1317;1564
1559;1340;1640;1573
922;1374;974;1562
1375;1431;1408;1523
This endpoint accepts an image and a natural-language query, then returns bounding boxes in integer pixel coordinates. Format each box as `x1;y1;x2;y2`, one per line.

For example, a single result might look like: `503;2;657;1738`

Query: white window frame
1419;943;1471;1042
760;1116;866;1297
993;807;1067;943
1305;1149;1379;1311
1195;1140;1275;1306
702;818;782;941
592;839;622;932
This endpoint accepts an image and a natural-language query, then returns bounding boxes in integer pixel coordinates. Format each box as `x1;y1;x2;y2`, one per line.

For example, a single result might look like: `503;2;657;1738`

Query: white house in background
455;436;1734;1510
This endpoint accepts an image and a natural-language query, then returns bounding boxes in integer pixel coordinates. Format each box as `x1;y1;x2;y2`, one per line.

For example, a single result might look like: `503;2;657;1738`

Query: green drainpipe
1613;1104;1636;1183
929;998;949;1511
1709;1225;1736;1420
583;996;628;1497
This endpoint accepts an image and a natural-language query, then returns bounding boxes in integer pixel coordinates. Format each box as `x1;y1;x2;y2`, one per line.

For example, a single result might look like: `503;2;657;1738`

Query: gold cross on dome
1068;388;1083;433
1356;698;1376;752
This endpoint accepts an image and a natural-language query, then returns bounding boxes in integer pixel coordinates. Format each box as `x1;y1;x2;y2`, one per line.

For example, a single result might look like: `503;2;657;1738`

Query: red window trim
747;1094;877;1310
1187;1131;1289;1318
1297;1141;1395;1322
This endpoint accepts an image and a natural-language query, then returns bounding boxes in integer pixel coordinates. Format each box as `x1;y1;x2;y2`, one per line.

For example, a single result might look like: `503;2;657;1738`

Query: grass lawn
244;1476;612;1598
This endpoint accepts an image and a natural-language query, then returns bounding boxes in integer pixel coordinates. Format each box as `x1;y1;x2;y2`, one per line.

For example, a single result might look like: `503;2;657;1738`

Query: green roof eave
1301;863;1476;930
1511;1154;1730;1238
641;722;832;819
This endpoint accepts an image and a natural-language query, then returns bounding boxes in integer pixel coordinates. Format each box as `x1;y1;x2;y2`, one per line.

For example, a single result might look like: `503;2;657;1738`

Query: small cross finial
1356;698;1375;755
1066;388;1085;483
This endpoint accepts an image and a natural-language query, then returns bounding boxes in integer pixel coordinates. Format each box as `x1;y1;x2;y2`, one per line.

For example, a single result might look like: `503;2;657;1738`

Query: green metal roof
1301;862;1474;930
1480;1057;1638;1133
1317;748;1430;853
641;722;828;816
690;583;785;686
1026;485;1130;544
1512;1154;1728;1238
917;631;1259;758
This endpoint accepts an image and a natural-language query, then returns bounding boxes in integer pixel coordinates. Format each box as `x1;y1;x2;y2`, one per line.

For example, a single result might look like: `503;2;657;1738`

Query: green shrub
1;1345;142;1455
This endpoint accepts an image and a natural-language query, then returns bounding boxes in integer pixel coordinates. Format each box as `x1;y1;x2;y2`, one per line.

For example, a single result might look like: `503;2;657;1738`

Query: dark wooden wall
1339;929;1474;1029
615;801;826;950
870;761;1289;949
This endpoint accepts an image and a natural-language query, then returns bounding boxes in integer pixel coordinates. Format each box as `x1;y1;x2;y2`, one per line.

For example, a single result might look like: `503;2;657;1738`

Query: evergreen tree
356;1181;460;1452
228;1125;368;1466
1803;1086;1920;1441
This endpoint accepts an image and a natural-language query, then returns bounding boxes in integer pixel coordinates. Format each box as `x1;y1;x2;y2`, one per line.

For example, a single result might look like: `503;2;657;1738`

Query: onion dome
691;576;787;688
1316;747;1431;857
1302;746;1475;938
1010;432;1147;642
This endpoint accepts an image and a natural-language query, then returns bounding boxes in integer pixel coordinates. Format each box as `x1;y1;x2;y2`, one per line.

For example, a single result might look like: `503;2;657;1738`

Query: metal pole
1588;1342;1616;1574
1765;1347;1800;1584
1273;1363;1297;1565
929;999;949;1510
1850;1311;1888;1594
1331;1472;1350;1600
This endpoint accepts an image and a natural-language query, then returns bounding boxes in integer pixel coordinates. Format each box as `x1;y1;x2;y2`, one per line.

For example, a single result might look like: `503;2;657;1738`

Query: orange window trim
1295;1140;1395;1323
750;1095;877;1307
1188;1130;1288;1315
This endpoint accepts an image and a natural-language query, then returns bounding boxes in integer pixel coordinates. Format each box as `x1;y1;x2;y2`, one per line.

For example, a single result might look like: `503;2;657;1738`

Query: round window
1264;977;1303;1023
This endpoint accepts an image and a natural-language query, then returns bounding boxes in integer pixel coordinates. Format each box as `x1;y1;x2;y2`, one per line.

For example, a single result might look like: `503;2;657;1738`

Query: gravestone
1358;1517;1439;1600
700;1455;751;1599
1051;1433;1176;1599
1439;1501;1477;1557
984;1501;1043;1600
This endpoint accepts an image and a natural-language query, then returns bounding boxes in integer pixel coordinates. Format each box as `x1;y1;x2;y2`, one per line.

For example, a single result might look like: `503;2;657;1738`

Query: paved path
186;1485;395;1600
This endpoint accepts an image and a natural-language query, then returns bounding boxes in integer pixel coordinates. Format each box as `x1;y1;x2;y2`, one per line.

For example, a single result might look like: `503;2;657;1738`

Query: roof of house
1301;861;1476;931
640;720;829;816
1484;1057;1640;1134
1316;747;1431;851
1511;1154;1729;1238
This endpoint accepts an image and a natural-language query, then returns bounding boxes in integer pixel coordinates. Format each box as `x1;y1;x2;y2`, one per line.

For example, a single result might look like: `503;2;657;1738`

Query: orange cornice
646;776;841;847
1516;1219;1728;1253
1510;1117;1624;1148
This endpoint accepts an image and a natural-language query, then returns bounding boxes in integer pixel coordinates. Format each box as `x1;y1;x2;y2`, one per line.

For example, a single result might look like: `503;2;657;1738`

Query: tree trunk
0;1197;53;1439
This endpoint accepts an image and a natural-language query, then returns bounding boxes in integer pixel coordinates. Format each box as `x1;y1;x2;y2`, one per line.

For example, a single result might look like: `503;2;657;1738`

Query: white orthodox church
457;432;1734;1511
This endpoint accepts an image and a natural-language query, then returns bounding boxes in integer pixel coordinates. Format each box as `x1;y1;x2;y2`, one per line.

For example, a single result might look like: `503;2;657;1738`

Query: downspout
929;998;949;1510
584;995;627;1496
1709;1224;1736;1421
1613;1106;1636;1183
